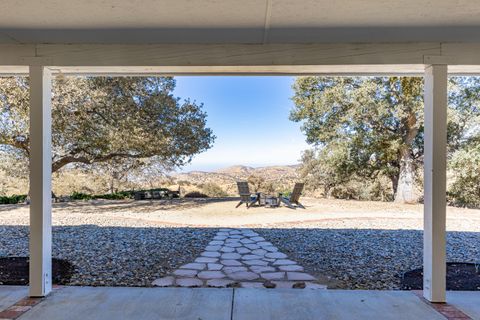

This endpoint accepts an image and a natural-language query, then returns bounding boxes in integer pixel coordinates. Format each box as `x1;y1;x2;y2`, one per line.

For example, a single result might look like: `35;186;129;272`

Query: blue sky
173;76;309;172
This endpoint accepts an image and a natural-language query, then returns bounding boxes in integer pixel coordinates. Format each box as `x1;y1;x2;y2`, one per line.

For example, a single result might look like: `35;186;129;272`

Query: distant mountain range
172;164;301;195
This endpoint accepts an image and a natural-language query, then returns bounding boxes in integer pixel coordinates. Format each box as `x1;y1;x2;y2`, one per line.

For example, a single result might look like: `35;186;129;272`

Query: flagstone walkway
152;228;327;289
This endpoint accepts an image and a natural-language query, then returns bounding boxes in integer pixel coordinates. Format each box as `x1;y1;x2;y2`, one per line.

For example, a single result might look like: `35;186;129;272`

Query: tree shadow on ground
0;225;478;290
0;204;28;213
0;197;239;214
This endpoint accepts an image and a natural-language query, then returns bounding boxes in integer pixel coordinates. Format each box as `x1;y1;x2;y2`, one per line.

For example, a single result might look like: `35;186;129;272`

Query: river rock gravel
1;199;479;289
0;202;216;286
257;228;480;290
0;225;215;286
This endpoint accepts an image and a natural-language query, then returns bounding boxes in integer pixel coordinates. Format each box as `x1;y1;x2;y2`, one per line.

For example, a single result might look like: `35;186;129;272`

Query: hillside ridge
172;164;301;195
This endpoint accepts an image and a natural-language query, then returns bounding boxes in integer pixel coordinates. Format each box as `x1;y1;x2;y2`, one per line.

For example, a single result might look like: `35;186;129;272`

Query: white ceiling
1;0;480;44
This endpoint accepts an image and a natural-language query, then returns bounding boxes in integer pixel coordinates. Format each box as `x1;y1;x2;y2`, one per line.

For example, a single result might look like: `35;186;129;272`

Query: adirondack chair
235;181;260;209
279;183;305;209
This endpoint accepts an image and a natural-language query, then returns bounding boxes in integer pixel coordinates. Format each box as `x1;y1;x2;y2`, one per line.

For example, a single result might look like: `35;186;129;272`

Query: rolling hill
172;164;301;195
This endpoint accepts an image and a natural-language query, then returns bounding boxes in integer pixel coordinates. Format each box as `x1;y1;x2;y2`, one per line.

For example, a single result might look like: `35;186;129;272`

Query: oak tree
290;76;480;203
0;76;215;176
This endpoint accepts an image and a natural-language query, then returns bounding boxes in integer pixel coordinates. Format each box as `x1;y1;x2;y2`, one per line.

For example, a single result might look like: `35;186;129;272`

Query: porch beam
423;64;448;303
29;65;53;297
0;43;448;67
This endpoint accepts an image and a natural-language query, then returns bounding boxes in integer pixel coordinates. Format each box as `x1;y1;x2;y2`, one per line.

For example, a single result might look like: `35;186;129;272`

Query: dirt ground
1;197;480;231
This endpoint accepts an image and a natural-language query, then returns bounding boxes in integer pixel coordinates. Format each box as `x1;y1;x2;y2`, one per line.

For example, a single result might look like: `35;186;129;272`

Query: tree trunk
394;149;417;203
389;174;399;200
394;105;420;204
390;175;398;197
109;177;115;194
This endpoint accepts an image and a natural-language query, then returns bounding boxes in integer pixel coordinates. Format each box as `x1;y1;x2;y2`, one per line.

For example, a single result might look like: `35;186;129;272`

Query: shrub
278;191;292;198
200;183;228;197
246;175;276;193
70;190;138;201
0;194;27;204
92;191;132;200
70;192;93;201
329;185;359;200
448;144;480;208
184;191;209;198
70;189;178;201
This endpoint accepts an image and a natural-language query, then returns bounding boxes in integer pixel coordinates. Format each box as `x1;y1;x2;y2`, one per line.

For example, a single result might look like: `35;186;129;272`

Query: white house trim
423;64;448;303
28;66;53;297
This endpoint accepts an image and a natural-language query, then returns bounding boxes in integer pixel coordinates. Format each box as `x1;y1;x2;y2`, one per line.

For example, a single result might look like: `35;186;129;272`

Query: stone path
152;228;327;289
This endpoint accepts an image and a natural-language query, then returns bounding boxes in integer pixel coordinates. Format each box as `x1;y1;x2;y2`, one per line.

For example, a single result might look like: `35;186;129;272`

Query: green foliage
0;76;215;175
291;76;423;202
70;192;93;201
279;191;292;198
92;191;133;200
200;183;228;197
446;77;480;207
448;143;480;208
69;189;176;201
292;76;480;205
0;194;27;204
299;148;394;201
328;177;393;201
184;191;209;198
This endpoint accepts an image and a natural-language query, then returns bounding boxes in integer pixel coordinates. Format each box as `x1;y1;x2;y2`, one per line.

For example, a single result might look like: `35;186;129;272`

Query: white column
29;66;52;297
423;64;447;303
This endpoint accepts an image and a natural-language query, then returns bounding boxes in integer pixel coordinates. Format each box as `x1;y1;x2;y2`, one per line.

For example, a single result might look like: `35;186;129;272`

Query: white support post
29;66;52;297
423;64;448;303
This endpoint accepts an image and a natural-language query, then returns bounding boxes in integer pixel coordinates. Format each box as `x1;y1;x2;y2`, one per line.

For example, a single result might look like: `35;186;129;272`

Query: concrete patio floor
0;286;28;311
1;286;478;320
447;291;480;320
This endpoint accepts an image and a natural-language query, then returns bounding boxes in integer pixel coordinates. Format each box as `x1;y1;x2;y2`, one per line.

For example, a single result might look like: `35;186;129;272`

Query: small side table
259;194;280;208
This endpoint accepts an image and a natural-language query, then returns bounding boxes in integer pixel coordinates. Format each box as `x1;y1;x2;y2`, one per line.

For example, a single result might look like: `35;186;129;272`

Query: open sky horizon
173;76;310;172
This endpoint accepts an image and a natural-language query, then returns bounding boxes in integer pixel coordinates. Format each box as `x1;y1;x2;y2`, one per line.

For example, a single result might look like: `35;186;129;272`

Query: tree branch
51;152;150;172
0;136;30;156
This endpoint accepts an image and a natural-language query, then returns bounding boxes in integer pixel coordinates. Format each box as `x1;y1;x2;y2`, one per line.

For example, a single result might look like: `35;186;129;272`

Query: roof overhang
1;1;480;76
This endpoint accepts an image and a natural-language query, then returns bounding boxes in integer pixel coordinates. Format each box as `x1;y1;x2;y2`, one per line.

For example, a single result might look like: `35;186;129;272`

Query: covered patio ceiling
1;0;480;44
1;0;480;75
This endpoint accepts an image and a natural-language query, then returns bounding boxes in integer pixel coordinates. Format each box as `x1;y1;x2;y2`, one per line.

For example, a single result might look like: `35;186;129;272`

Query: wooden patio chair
279;183;305;209
235;181;260;209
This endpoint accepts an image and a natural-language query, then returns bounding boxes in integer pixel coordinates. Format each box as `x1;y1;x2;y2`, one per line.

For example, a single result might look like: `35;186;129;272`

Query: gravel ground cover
257;227;480;290
1;199;479;289
0;202;218;286
0;216;216;286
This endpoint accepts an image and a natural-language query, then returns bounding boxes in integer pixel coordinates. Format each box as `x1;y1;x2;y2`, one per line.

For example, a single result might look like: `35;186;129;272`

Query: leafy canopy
0;76;215;173
290;76;480;203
